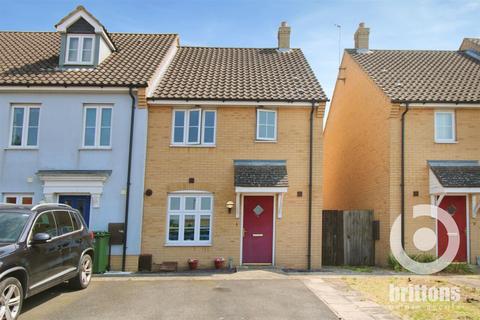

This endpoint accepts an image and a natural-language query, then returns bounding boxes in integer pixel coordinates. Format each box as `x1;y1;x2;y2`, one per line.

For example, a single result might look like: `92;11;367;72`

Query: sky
1;0;479;102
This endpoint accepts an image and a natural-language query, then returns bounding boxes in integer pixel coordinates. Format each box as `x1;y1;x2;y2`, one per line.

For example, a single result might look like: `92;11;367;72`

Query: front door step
236;265;282;272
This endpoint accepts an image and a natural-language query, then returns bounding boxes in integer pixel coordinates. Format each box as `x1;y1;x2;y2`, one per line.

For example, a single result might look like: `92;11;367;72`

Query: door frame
435;194;470;263
57;193;92;227
239;194;276;266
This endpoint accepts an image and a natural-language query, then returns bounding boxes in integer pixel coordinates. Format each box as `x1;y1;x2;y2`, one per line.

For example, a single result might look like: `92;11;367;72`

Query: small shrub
387;253;404;272
410;253;436;263
443;263;473;274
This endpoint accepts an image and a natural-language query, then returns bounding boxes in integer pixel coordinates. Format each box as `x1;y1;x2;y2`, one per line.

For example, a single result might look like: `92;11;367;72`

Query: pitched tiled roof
430;165;480;188
234;160;288;187
346;49;480;103
0;32;177;87
152;47;327;102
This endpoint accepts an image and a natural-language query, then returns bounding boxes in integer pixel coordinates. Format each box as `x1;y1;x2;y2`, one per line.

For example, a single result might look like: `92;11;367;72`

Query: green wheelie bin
93;231;110;273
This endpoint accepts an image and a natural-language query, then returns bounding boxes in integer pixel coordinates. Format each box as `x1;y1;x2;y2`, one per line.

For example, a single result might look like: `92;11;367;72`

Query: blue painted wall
0;90;147;256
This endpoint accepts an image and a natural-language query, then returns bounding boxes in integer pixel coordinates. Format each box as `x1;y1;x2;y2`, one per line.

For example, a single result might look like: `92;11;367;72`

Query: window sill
170;144;216;148
79;147;112;151
164;242;212;247
255;140;277;143
434;140;458;144
4;147;39;150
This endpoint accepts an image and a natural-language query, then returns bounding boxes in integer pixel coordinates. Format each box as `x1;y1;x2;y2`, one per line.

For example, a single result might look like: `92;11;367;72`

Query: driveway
19;278;338;320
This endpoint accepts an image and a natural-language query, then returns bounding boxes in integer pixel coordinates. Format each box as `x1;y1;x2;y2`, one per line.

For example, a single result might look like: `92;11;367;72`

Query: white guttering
0;86;133;93
146;38;179;97
401;102;480;109
148;100;321;107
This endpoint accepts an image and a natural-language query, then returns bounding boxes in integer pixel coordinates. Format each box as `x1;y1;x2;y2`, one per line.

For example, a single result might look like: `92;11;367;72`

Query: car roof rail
31;203;72;211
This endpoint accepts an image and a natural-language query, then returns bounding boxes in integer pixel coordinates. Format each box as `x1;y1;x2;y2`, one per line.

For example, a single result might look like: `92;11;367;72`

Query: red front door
438;195;468;262
242;196;274;264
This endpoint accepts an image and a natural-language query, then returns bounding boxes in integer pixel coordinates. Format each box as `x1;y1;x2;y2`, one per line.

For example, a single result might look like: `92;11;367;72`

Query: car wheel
0;277;23;320
69;254;93;290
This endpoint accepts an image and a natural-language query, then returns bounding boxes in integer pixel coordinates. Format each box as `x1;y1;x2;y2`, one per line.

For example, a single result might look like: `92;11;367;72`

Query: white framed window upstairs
434;111;456;143
166;193;213;246
9;105;40;148
66;34;95;65
83;105;113;148
172;109;216;146
256;109;277;141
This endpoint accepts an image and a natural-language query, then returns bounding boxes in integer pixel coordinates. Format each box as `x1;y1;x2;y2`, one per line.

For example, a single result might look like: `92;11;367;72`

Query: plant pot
214;258;225;269
188;259;199;270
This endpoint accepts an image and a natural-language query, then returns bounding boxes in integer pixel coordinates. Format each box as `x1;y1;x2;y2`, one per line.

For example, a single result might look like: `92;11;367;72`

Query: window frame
165;193;213;246
9;105;40;148
171;109;217;146
3;194;34;205
434;110;456;143
65;34;95;65
256;109;277;141
82;105;113;148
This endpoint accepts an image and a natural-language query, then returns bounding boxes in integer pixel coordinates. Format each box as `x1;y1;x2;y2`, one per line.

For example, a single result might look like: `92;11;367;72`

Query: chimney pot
278;21;291;50
354;22;370;52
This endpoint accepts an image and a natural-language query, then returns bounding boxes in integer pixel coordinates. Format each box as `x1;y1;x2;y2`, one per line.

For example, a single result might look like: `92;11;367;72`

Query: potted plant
188;258;199;270
214;257;225;269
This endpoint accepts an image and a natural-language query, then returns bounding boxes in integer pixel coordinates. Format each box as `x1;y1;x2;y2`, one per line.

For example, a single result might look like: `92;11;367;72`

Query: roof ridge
179;45;301;50
346;48;460;53
0;30;178;36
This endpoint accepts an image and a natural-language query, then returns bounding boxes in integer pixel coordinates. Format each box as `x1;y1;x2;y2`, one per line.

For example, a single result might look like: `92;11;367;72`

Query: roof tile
0;32;177;87
152;47;327;102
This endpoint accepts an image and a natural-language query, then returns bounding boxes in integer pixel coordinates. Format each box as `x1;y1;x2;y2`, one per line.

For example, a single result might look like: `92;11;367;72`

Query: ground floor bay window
166;193;213;246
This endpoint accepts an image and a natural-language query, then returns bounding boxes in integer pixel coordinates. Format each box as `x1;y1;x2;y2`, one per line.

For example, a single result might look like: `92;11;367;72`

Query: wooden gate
322;210;374;266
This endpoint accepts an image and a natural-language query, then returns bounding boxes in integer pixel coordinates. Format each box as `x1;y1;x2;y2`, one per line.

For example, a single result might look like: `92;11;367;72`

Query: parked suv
0;203;94;320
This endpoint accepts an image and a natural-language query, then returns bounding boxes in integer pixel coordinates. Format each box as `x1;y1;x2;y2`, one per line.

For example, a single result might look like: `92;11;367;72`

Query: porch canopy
37;170;111;208
428;160;480;216
234;160;288;218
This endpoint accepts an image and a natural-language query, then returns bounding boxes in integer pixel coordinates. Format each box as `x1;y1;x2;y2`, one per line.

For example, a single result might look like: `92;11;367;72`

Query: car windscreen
0;211;30;243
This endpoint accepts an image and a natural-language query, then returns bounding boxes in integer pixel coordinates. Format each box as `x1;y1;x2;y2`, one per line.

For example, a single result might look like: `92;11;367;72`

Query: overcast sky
2;0;479;103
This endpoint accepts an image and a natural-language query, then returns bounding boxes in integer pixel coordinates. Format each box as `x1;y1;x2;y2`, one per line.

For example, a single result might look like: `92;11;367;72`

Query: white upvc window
66;34;95;65
4;194;33;205
9;105;40;147
172;109;216;146
256;109;277;141
166;193;213;246
83;106;112;148
434;111;456;143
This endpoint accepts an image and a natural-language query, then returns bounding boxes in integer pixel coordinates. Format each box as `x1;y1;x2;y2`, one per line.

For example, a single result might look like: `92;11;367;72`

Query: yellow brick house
324;23;480;265
141;23;328;270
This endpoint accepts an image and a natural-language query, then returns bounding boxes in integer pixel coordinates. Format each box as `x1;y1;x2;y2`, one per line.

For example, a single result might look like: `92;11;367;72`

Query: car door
27;211;64;289
53;210;78;270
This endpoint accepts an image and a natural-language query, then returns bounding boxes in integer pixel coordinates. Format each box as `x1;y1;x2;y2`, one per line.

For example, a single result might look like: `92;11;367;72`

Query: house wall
323;52;395;265
142;104;323;270
402;108;480;264
0;90;148;270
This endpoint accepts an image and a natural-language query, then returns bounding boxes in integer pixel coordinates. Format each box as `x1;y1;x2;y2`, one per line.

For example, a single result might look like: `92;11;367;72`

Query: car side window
32;212;58;238
69;211;81;231
54;211;74;236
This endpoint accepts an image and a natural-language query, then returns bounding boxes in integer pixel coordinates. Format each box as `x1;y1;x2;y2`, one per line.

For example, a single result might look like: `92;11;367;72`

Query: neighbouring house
324;23;480;265
0;6;178;271
141;22;328;270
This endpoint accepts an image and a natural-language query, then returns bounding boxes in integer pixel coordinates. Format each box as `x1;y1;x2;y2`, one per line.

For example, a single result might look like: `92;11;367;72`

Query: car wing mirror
31;233;51;244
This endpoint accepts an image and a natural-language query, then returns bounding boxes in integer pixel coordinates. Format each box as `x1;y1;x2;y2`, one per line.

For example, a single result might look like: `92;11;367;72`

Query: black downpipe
307;100;315;270
122;86;136;271
400;103;409;249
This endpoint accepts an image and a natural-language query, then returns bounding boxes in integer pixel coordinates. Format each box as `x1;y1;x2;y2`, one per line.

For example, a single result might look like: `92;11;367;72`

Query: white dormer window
66;34;95;65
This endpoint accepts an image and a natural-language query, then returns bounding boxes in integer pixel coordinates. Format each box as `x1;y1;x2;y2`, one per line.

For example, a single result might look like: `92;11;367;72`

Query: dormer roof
55;5;116;52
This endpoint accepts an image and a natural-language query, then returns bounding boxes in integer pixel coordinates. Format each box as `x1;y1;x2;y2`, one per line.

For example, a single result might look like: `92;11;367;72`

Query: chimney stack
278;21;291;51
354;22;370;51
